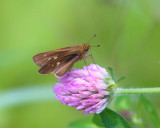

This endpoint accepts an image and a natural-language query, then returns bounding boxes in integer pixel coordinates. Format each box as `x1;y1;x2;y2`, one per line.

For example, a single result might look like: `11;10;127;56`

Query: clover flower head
53;64;115;114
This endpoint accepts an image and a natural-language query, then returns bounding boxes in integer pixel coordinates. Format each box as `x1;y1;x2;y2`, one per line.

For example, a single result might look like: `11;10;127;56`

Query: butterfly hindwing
54;55;79;77
38;53;79;77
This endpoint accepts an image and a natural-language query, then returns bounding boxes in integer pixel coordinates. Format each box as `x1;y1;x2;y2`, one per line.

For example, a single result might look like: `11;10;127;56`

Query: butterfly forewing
33;45;83;67
33;49;69;67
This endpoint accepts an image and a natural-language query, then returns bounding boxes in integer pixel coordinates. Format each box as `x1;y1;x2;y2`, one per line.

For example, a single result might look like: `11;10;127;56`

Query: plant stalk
117;87;160;95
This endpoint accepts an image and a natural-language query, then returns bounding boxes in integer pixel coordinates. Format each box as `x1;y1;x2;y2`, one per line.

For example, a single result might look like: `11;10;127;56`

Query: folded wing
38;54;79;77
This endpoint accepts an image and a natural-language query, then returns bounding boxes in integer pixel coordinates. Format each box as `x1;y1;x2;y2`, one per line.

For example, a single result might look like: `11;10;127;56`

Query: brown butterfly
33;35;99;78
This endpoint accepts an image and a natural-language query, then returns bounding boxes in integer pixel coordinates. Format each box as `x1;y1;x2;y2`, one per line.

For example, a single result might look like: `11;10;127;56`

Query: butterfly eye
85;47;88;51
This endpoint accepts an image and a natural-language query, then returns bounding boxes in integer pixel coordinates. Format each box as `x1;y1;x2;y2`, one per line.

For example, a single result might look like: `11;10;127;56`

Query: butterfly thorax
76;43;90;60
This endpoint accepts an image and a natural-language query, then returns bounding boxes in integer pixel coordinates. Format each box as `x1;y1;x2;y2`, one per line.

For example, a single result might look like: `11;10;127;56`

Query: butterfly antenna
90;44;100;47
86;34;96;43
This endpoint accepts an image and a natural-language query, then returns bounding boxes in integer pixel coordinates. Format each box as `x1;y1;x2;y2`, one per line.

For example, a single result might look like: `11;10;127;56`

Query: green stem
117;87;160;95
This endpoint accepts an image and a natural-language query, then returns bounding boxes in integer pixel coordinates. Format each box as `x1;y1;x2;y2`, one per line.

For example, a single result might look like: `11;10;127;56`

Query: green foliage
92;114;104;127
70;108;132;128
107;67;125;83
114;94;160;128
116;77;125;83
140;96;160;128
108;67;117;82
100;108;131;128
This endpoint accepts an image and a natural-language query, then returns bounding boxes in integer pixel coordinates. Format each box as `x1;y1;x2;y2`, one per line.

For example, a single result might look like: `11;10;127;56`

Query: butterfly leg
87;54;100;70
83;57;90;76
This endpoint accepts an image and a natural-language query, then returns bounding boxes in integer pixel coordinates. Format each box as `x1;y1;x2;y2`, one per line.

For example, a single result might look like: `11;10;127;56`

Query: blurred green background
0;0;160;128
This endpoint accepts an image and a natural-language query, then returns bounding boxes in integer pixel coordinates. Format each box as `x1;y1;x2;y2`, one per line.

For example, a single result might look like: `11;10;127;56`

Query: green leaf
116;76;125;83
107;67;117;82
141;96;160;127
69;117;103;128
92;114;104;127
100;108;131;128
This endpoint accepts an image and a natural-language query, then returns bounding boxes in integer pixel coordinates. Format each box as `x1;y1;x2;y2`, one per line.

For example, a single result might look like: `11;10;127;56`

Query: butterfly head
84;43;90;52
